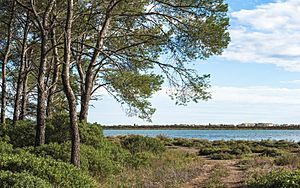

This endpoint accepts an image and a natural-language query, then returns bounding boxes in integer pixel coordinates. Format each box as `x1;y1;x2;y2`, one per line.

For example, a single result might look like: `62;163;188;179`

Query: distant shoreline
102;125;300;130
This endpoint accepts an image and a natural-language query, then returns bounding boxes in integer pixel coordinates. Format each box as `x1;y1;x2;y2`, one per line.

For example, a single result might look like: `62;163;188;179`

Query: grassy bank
1;119;300;187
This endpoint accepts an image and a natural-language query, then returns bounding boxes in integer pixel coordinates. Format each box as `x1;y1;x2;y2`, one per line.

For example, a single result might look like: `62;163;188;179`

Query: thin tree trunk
35;35;48;146
34;0;55;146
13;12;30;124
1;0;16;125
46;26;60;118
63;0;80;167
20;49;31;120
79;1;115;122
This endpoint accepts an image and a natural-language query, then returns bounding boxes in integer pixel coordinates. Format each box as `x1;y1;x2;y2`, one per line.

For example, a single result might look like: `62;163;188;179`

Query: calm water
104;129;300;141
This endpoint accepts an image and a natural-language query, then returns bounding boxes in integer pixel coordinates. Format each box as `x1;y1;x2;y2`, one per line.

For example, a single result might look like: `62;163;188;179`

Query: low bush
46;114;104;148
260;148;285;157
121;135;166;154
0;170;52;188
209;153;235;160
275;154;300;168
0;152;97;188
29;141;131;179
0;141;13;154
231;143;252;155
198;147;230;156
247;169;300;188
6;120;36;147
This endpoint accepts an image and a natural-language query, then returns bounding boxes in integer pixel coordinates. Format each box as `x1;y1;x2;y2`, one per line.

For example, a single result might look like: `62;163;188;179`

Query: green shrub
231;143;252;155
6;120;35;147
30;141;131;179
46;114;104;148
247;169;300;188
260;148;285;157
127;152;154;169
198;147;230;156
275;154;300;168
209;153;235;160
0;141;13;154
121;135;165;154
0;152;97;188
0;170;52;188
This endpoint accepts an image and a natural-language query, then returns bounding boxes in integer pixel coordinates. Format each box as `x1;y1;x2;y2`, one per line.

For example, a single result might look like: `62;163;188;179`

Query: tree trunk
1;0;15;125
19;48;31;120
63;0;80;168
46;26;60;118
35;35;48;146
34;0;55;146
13;12;30;124
79;2;114;122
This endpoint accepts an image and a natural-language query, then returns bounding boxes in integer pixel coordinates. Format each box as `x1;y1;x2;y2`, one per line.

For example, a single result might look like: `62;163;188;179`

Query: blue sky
89;0;300;125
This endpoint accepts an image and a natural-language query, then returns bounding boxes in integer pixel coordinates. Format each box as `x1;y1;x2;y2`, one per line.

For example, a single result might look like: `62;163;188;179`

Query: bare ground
168;147;245;188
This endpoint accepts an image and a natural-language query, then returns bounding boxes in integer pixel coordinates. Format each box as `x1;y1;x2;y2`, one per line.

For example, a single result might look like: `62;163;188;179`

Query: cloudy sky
89;0;300;125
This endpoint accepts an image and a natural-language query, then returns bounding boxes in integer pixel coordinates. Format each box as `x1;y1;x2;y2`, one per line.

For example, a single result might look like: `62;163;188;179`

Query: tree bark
63;0;80;167
1;0;16;125
46;26;60;118
13;12;30;124
79;1;115;122
35;35;48;146
20;49;31;120
33;0;55;146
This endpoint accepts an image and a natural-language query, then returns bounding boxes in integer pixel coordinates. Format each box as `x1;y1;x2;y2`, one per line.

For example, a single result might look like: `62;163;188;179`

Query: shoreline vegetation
1;118;300;187
102;123;300;130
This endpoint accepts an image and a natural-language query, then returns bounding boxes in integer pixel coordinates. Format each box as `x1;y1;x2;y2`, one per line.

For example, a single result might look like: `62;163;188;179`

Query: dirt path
182;157;244;188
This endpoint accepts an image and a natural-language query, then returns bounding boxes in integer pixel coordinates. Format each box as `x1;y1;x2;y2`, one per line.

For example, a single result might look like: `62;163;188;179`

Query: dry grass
102;149;204;188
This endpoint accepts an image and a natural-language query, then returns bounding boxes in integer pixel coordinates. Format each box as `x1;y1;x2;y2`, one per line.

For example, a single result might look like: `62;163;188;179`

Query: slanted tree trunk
1;0;16;125
79;1;115;122
13;12;30;124
63;0;80;167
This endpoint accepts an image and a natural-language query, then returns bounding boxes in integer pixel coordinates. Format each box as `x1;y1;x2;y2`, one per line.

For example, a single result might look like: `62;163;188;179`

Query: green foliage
29;141;131;179
0;170;52;188
0;140;13;154
46;114;104;147
0;152;97;188
121;135;166;154
231;143;252;155
260;148;285;157
79;122;105;148
6;120;35;147
247;169;300;188
275;154;300;168
209;153;235;160
198;142;251;159
105;72;163;121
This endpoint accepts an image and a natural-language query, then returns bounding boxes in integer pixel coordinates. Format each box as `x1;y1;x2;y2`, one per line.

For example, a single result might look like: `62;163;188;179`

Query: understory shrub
0;152;97;188
6;120;36;147
46;114;104;147
121;135;166;154
0;170;52;188
260;148;285;157
247;169;300;188
29;141;133;179
209;153;235;160
275;154;300;168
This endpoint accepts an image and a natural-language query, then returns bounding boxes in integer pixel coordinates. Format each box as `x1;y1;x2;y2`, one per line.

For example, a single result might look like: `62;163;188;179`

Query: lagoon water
104;129;300;141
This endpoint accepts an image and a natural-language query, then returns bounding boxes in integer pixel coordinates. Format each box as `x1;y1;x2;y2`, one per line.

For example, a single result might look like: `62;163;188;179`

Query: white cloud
89;85;300;124
280;80;300;84
223;0;300;72
211;86;300;104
